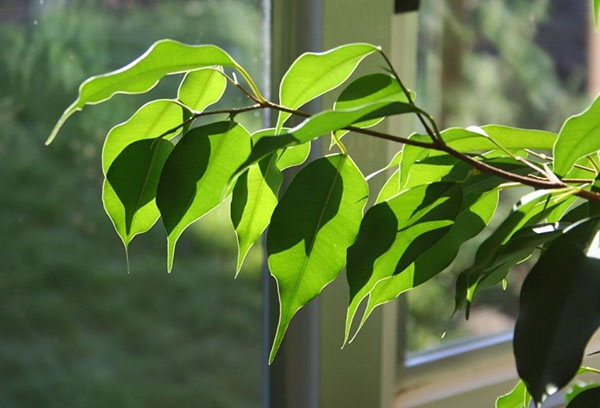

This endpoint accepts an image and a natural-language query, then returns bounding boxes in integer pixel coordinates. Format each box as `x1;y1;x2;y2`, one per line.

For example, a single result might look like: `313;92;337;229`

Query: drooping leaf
454;191;575;314
231;128;311;276
156;121;251;271
177;67;227;112
105;139;174;246
231;156;282;276
267;154;368;363
553;95;600;176
102;99;187;173
357;187;499;337
47;40;246;144
496;380;532;408
238;100;419;175
514;218;600;403
276;43;379;132
344;182;463;344
331;73;413;144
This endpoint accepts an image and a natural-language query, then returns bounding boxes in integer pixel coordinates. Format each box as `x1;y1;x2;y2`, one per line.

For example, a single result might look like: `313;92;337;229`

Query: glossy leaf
239;100;418;175
177;67;227;112
332;73;412;144
230;129;310;276
496;380;531;408
267;154;368;363
567;387;600;407
231;156;282;276
102;99;187;173
157;121;251;271
514;218;600;403
358;187;498;336
276;43;378;132
105;139;174;246
344;183;464;343
554;95;600;176
454;192;575;315
400;126;556;188
47;40;243;144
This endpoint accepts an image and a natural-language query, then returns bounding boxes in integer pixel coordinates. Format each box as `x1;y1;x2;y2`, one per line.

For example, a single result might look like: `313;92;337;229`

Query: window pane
0;1;264;406
407;0;593;353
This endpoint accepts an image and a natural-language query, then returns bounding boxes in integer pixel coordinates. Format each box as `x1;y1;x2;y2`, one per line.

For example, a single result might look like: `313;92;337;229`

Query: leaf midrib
282;156;347;320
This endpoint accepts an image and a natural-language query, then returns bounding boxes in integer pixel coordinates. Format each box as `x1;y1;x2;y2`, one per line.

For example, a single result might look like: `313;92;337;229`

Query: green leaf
231;155;282;276
47;40;243;144
594;0;600;27
344;182;465;343
331;73;412;145
567;384;600;405
554;95;600;176
514;218;600;403
357;187;498;337
156;121;251;271
231;128;311;275
496;380;532;408
239;100;419;175
102;99;187;173
177;67;227;112
454;192;575;315
267;154;368;363
105;139;174;245
276;43;379;132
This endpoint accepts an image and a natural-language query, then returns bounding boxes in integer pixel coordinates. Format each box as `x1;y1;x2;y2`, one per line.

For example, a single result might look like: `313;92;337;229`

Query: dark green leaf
267;154;368;363
157;121;251;271
514;218;600;403
48;40;241;144
567;385;600;407
554;95;600;176
276;43;379;131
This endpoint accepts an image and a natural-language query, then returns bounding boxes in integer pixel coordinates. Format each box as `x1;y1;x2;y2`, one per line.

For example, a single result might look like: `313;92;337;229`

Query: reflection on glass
0;1;263;406
408;0;593;353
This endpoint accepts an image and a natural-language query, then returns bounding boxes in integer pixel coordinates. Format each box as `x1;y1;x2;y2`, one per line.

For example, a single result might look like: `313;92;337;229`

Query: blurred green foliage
407;0;592;353
0;1;263;406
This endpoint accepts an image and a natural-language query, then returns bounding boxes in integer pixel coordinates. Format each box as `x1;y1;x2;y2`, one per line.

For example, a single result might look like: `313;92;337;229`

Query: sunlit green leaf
239;100;419;175
496;380;531;408
357;186;498;337
331;73;412;145
454;191;576;315
554;95;600;176
156;121;251;271
276;43;379;132
230;129;311;276
268;154;368;363
594;0;600;27
48;40;243;144
177;67;227;112
231;155;281;276
102;99;187;173
104;139;173;248
514;218;600;403
344;182;464;343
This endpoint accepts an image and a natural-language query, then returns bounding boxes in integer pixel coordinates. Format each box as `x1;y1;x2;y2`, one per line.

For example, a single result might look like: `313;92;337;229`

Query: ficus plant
47;3;600;407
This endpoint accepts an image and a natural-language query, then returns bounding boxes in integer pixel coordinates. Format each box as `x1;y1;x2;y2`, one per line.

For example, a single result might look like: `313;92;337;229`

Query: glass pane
0;1;264;406
407;0;594;353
